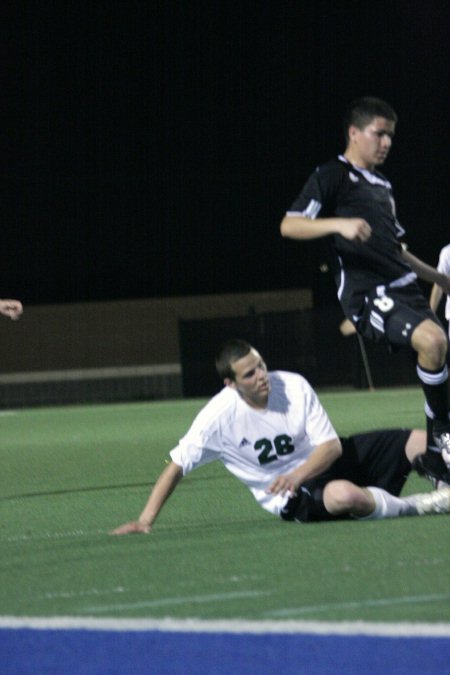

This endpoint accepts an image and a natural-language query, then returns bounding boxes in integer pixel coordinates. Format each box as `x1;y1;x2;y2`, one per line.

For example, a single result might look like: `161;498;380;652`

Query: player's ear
348;125;359;141
224;378;236;389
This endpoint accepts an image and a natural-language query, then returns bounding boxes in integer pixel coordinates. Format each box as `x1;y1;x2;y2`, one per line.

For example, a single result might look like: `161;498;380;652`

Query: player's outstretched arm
280;215;371;242
110;461;183;535
0;299;23;320
430;283;443;313
402;249;450;293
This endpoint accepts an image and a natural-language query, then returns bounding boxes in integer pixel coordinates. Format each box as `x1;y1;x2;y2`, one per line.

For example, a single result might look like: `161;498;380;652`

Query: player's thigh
348;429;412;495
358;289;437;348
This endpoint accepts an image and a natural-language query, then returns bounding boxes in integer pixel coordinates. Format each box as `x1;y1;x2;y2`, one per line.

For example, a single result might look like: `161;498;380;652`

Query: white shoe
404;487;450;516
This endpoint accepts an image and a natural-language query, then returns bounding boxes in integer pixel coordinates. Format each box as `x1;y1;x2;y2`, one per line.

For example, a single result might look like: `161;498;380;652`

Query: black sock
425;415;437;453
417;364;450;432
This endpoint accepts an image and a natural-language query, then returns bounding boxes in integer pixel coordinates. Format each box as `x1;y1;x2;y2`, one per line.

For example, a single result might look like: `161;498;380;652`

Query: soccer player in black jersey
280;96;450;483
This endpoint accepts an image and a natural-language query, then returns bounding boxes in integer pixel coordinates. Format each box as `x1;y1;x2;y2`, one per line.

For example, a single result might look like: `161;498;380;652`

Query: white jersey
170;371;338;516
437;243;450;322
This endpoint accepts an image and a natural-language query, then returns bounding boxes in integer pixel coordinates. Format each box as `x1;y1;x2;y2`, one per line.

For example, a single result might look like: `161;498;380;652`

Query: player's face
348;116;395;170
226;348;270;409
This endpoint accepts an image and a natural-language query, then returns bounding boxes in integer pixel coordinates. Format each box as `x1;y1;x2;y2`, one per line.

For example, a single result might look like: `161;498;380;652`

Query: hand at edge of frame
0;299;23;320
109;520;152;535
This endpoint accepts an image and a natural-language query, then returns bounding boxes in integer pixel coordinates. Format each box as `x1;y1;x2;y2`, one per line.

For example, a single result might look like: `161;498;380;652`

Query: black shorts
356;284;441;348
280;429;412;523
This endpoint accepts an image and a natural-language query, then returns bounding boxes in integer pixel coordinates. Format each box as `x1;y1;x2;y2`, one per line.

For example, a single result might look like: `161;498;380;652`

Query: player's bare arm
402;249;450;294
110;461;183;535
430;283;443;313
280;215;371;242
266;437;342;496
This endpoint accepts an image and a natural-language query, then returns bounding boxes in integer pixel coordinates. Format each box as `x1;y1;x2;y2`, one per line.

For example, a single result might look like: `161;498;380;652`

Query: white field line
85;591;271;613
29;586;450;620
39;587;127;601
85;591;450;616
0;616;449;637
33;588;267;606
12;583;450;620
4;530;106;542
264;593;450;617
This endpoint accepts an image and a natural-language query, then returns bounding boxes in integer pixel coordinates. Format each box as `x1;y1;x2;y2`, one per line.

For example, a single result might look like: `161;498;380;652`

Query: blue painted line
2;629;449;675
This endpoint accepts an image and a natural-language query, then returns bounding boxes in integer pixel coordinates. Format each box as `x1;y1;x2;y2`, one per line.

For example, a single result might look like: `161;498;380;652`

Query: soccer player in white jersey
430;243;450;340
280;97;450;476
111;340;450;535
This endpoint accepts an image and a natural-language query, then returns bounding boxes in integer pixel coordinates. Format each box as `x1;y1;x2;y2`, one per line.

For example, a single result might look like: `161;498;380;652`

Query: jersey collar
338;155;392;189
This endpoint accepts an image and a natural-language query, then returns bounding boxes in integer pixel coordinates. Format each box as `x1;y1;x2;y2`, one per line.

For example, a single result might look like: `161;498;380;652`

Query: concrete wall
0;289;312;374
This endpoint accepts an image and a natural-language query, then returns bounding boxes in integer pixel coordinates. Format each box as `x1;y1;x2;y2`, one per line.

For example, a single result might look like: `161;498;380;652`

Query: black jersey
287;155;417;320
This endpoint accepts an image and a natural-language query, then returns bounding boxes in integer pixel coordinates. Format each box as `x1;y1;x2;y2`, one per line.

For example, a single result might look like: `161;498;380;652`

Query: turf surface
1;387;449;622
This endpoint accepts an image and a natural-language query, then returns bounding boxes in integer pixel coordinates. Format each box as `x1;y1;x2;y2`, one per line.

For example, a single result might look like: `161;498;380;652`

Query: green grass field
1;387;449;623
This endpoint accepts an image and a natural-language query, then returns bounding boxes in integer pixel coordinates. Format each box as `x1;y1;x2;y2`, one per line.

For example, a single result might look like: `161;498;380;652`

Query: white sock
357;487;416;520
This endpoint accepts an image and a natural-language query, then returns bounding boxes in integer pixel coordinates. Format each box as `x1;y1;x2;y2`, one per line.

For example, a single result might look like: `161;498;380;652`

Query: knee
323;480;360;514
324;481;374;517
405;429;427;463
413;322;448;364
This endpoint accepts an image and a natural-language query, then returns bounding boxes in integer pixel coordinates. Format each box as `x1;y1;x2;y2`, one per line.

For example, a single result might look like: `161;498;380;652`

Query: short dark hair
215;339;252;381
344;97;397;141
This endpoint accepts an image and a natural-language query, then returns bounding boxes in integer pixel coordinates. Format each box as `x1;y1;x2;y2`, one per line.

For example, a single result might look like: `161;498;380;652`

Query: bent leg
412;319;450;465
323;480;376;518
323;481;421;519
413;319;449;426
412;319;448;371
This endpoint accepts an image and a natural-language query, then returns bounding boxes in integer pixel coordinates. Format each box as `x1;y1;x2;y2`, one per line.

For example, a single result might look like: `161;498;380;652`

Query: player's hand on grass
338;218;372;243
110;520;152;535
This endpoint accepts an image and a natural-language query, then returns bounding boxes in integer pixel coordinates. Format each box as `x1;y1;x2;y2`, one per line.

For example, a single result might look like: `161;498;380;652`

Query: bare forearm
430;283;443;313
280;215;371;242
403;249;450;291
281;215;345;240
267;438;342;495
289;439;342;486
138;461;183;527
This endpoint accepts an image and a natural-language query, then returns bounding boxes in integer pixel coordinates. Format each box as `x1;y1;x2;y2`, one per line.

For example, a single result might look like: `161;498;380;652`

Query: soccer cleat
413;452;450;488
403;487;450;516
433;432;450;468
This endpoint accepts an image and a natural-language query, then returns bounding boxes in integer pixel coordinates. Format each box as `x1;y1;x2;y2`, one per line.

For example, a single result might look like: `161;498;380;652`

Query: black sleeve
287;162;346;218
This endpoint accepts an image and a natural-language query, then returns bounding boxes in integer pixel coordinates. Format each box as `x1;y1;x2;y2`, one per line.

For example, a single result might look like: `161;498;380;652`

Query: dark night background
2;0;449;306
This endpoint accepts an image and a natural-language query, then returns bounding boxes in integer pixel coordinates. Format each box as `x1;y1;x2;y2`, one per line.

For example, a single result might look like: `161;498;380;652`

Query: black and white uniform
170;370;413;523
281;428;412;523
287;156;438;347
